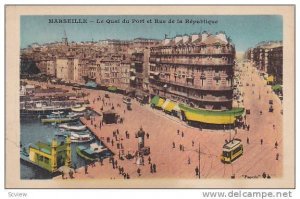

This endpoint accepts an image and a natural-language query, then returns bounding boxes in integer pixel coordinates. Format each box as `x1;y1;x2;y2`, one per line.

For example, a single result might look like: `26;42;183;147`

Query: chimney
191;34;199;42
201;32;208;42
182;35;189;43
163;38;170;45
216;32;227;43
175;36;182;44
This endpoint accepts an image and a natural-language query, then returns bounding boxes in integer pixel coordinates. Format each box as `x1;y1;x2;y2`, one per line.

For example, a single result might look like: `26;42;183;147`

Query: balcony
158;89;232;103
154;78;233;91
150;48;234;56
150;59;233;66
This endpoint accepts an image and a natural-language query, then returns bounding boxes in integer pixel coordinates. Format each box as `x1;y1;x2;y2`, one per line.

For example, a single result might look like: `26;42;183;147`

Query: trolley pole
198;143;201;179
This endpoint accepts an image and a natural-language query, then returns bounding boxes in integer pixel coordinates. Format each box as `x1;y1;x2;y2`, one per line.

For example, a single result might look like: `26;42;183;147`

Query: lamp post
198;143;201;179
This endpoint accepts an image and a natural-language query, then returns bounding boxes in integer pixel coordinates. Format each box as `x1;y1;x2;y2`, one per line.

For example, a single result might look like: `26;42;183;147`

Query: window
38;155;43;161
44;157;49;164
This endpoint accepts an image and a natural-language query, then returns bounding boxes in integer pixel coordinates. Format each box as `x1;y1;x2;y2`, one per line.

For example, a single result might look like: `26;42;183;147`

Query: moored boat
76;143;111;161
70;132;94;143
41;116;78;124
59;123;86;131
71;105;87;112
41;112;79;124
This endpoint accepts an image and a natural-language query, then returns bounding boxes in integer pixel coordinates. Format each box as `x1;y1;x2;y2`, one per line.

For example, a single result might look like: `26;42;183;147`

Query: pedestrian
148;156;151;164
181;131;184;137
276;153;279;160
195;166;199;176
84;165;88;174
126;173;130;179
262;172;267;179
247;137;249;144
115;160;118;168
69;170;74;179
150;164;153;173
275;141;278;149
153;163;157;173
118;167;122;175
182;145;185;151
146;133;150;139
137;168;141;176
192;140;194;147
111;139;114;146
188;157;191;165
260;139;263;145
73;163;77;173
172;142;175;148
177;129;180;135
247;125;250;131
179;144;182;151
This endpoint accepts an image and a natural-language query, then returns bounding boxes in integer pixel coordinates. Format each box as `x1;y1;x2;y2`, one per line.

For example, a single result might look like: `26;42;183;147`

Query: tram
221;139;243;163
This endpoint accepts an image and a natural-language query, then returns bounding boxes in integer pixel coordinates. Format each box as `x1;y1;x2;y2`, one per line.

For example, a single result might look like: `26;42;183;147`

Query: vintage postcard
5;5;295;188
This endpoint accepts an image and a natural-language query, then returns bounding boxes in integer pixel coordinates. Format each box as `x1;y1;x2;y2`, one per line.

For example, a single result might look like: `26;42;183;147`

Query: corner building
149;32;235;110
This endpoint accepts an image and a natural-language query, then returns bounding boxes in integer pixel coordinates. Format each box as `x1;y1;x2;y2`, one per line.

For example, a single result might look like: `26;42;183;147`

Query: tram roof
223;139;242;150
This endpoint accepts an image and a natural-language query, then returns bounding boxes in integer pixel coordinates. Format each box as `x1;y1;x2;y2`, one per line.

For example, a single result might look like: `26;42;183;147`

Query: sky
21;15;283;52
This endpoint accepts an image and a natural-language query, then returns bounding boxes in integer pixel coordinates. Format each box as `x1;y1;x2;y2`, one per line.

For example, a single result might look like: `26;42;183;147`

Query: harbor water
20;115;108;179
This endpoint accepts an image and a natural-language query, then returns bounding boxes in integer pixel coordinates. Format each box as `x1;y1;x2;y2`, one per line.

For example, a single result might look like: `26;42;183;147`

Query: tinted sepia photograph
5;5;295;188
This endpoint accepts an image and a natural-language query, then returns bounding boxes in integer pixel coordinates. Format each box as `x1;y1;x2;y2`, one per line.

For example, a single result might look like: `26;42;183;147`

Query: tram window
223;151;230;157
232;146;242;154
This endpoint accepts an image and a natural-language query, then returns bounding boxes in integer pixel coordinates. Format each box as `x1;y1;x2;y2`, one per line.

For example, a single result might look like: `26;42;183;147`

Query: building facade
246;41;283;85
149;32;235;110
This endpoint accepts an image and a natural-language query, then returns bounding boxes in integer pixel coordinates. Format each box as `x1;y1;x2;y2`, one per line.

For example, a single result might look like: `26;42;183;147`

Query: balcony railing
150;59;233;66
151;77;232;91
150;87;232;102
150;48;234;56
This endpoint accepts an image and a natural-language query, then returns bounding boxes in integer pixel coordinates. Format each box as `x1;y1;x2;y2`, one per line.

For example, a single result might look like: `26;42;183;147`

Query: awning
156;98;165;108
179;104;244;125
130;76;136;81
85;81;97;88
107;86;118;92
267;75;274;82
161;99;170;109
162;100;178;112
150;95;160;105
184;111;235;124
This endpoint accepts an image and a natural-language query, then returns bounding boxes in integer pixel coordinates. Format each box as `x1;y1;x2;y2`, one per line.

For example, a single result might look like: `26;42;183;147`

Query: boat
70;132;94;143
41;115;78;124
76;143;111;161
59;123;86;131
52;111;64;115
46;112;65;119
71;105;86;112
41;112;79;124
